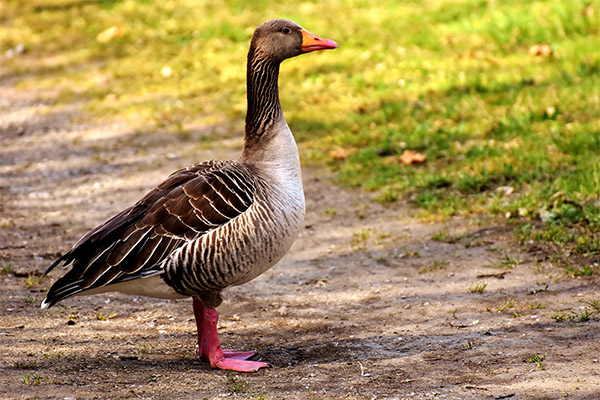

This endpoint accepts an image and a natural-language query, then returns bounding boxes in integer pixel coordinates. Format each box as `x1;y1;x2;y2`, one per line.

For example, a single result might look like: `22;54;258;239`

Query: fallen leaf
399;149;426;164
97;26;125;43
529;43;553;57
329;147;349;160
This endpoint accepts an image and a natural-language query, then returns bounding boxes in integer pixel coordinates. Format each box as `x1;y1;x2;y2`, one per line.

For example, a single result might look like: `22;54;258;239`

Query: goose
42;19;338;373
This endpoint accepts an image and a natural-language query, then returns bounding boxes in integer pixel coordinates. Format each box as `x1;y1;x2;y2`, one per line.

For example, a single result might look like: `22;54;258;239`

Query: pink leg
192;298;206;357
192;298;269;372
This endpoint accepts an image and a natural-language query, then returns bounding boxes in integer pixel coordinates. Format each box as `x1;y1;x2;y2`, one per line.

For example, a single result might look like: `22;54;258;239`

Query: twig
357;361;371;377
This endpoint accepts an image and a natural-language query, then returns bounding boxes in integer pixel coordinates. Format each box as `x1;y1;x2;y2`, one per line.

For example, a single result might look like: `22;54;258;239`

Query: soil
1;69;599;400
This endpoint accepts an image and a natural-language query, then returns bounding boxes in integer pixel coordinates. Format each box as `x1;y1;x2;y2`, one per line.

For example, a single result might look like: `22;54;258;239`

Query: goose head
250;19;338;62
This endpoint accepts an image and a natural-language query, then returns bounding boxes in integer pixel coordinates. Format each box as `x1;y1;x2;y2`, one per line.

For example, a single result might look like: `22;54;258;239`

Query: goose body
43;19;337;372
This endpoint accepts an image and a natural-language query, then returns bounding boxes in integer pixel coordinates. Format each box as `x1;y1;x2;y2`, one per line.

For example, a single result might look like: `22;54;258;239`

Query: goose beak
300;29;338;52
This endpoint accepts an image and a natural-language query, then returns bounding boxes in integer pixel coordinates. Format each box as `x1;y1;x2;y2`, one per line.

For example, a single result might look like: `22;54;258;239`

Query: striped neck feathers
243;47;283;152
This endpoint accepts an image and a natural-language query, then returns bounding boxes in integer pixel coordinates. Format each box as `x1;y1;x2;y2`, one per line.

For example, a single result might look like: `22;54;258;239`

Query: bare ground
1;73;599;400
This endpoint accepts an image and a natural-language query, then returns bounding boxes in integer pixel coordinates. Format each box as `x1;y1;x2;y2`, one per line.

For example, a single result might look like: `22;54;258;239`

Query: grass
419;260;448;273
96;312;117;321
551;312;565;322
227;373;246;394
469;281;487;294
323;208;337;217
497;298;515;312
528;283;548;295
0;0;598;264
14;361;38;370
21;374;46;385
527;353;546;370
564;264;595;277
24;274;44;288
0;261;14;275
529;302;545;310
350;228;373;250
498;251;521;268
585;299;600;312
551;301;598;323
569;308;594;322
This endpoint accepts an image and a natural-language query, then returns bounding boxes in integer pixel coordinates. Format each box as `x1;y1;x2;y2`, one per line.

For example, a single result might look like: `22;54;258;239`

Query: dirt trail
1;73;599;400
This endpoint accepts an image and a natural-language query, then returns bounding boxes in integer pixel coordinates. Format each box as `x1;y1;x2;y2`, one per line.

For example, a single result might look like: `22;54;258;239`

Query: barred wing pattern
43;160;257;308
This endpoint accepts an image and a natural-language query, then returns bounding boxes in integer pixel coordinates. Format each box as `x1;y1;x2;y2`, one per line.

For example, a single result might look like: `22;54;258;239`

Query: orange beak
300;29;338;52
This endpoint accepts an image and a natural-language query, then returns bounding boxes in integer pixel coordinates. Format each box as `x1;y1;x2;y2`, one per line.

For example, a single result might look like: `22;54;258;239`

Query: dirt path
1;72;599;400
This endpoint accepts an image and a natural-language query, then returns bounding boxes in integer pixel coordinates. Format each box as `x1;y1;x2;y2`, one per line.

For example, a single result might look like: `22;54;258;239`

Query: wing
42;160;257;308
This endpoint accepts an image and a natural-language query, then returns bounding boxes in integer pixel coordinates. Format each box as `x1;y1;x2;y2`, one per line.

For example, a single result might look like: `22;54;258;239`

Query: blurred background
1;0;598;264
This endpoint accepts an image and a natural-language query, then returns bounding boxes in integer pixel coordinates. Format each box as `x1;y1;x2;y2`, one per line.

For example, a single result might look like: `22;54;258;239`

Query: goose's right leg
192;297;269;372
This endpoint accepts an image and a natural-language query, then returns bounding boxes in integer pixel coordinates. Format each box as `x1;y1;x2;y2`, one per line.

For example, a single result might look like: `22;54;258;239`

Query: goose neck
244;49;283;143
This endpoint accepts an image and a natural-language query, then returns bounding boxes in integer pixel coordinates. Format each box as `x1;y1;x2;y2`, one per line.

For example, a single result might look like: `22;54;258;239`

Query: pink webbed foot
213;356;269;372
223;350;257;360
193;298;269;372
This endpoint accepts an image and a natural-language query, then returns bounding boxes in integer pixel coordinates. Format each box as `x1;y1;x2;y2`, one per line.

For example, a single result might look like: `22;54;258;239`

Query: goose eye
281;27;291;34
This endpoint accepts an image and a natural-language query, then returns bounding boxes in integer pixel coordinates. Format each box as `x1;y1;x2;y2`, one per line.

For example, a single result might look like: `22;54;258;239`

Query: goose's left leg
193;297;269;372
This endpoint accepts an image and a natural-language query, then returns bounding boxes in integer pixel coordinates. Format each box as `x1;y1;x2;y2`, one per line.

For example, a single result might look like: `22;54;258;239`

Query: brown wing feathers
43;161;256;307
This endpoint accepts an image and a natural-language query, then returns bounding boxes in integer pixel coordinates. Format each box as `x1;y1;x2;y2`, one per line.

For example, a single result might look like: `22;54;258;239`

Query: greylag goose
42;19;338;372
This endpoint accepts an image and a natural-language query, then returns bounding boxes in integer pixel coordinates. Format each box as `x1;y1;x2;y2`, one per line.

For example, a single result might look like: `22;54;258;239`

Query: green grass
1;0;598;263
24;274;43;288
227;373;247;394
527;353;546;370
564;264;595;277
0;261;14;275
552;301;597;324
569;309;593;322
419;260;448;273
96;312;117;321
551;312;565;322
469;281;487;294
497;299;515;312
21;374;46;385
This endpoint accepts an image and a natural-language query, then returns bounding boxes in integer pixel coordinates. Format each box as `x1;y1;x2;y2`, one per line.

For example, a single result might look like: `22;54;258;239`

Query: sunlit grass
1;0;598;262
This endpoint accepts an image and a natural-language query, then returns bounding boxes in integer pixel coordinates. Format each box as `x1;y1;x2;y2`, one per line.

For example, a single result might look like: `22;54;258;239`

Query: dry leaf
329;147;349;160
96;26;125;43
529;43;553;57
399;149;426;164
